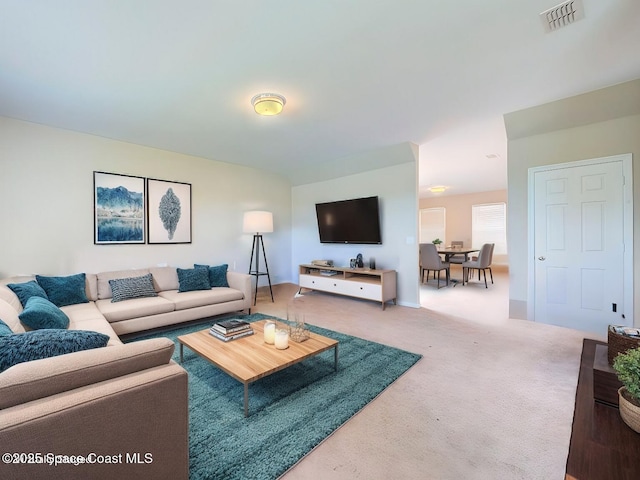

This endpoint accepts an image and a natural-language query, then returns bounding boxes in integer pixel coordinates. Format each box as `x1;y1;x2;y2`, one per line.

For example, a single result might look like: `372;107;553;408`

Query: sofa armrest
0;338;176;410
0;363;188;479
227;271;252;303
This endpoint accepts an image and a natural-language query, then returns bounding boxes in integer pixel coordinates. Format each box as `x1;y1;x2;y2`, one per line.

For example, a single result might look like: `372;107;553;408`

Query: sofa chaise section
0;338;188;480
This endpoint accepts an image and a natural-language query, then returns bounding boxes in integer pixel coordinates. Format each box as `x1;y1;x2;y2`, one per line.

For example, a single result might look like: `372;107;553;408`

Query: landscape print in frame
147;178;192;244
94;171;146;244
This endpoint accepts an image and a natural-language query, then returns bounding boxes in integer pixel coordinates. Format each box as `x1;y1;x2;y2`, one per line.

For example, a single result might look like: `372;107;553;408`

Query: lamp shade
243;211;273;234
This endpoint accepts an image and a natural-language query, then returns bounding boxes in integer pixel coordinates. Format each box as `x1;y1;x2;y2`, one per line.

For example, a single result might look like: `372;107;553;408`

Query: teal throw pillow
177;267;211;292
194;263;229;288
18;297;70;330
7;281;49;308
36;273;88;308
0;319;13;336
109;274;158;303
0;329;109;372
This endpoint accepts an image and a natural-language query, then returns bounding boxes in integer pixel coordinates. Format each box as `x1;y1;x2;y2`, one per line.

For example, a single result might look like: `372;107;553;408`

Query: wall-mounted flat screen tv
315;196;382;244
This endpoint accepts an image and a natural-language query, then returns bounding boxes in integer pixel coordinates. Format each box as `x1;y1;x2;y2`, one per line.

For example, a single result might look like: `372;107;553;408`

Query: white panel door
533;160;628;334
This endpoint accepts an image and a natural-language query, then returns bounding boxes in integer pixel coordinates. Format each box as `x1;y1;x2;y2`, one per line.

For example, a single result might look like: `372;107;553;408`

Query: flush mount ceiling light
251;93;286;116
429;186;447;194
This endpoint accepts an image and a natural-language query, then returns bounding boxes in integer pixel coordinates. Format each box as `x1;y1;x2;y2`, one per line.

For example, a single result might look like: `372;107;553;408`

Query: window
419;207;445;245
472;203;506;254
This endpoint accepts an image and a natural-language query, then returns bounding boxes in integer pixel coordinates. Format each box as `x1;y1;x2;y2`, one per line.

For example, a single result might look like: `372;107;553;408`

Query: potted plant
432;238;442;250
613;346;640;433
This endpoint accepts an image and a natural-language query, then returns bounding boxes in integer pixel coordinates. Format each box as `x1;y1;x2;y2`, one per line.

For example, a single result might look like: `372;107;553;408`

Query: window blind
419;207;445;245
472;203;507;254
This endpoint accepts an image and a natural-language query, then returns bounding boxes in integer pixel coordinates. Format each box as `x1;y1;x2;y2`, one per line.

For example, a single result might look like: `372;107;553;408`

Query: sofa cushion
96;296;175;323
62;303;121;346
159;288;244;311
0;320;12;336
149;266;179;292
7;280;48;307
36;273;89;307
195;263;230;287
96;269;150;300
18;297;70;330
109;273;158;302
0;329;109;373
177;267;211;292
0;299;25;334
85;273;98;301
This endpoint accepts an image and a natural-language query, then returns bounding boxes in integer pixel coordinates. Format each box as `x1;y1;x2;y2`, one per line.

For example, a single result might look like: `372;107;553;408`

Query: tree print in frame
94;171;146;244
147;178;192;244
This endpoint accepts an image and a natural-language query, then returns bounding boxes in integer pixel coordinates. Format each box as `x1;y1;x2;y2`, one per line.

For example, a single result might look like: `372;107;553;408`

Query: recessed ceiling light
485;154;500;159
429;186;447;194
251;93;286;116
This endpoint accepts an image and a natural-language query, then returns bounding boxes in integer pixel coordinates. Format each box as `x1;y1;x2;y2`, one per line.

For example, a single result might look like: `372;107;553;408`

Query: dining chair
462;243;494;288
448;240;465;264
420;243;450;288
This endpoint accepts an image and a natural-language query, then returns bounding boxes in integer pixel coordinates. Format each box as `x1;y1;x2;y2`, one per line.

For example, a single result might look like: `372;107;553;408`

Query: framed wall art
94;171;146;244
147;178;192;244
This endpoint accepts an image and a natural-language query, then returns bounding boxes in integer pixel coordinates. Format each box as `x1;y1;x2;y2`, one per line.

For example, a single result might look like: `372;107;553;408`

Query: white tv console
298;264;397;310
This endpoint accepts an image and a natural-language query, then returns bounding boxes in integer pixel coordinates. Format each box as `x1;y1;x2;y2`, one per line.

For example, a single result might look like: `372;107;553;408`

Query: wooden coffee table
177;320;338;416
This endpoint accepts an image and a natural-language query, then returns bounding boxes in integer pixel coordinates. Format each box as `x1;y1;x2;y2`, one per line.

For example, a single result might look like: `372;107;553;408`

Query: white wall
291;149;420;308
0;117;292;283
506;90;640;323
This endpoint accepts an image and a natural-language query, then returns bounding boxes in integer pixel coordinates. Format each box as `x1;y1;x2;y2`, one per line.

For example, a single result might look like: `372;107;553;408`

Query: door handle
538;256;546;261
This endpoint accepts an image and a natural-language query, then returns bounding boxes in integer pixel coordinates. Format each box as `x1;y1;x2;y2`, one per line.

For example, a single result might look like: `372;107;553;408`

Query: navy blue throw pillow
36;273;89;308
177;267;211;292
0;329;110;372
18;297;70;330
7;281;49;308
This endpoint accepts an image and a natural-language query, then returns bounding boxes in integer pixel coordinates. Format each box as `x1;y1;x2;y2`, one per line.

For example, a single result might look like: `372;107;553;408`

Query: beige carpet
251;267;601;480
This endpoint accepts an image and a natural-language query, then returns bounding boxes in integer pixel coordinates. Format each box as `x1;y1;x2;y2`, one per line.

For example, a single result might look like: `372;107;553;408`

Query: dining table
437;247;480;286
437;247;479;263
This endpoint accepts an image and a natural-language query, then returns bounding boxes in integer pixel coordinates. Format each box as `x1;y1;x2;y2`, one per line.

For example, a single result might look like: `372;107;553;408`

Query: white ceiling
1;1;639;197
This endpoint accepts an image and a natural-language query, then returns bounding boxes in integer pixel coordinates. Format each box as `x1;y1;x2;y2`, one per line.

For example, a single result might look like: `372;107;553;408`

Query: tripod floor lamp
243;210;274;305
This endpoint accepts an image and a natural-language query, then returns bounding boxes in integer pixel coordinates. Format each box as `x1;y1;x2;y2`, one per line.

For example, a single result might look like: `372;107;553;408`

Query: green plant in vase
432;238;442;246
613;346;640;432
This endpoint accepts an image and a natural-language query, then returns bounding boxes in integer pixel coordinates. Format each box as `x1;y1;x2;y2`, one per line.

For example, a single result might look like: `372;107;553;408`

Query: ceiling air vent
540;0;584;33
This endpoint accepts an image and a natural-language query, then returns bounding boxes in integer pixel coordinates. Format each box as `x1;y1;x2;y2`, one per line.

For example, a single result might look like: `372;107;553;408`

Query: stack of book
209;319;254;342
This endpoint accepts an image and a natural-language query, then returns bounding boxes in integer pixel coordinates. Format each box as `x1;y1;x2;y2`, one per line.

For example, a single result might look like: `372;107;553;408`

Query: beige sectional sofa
0;265;252;480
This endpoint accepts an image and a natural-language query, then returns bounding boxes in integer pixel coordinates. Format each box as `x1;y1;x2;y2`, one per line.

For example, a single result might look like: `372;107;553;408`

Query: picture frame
94;171;146;244
147;178;192;244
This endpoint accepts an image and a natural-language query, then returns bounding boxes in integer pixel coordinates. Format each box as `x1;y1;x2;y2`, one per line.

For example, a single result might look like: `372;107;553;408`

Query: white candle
264;321;276;344
275;329;289;350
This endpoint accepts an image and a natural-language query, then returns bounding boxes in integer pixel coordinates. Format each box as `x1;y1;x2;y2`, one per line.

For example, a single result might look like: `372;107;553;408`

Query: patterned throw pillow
0;329;110;372
18;297;70;330
177;267;211;292
7;281;49;308
35;273;89;308
109;274;158;303
194;264;230;288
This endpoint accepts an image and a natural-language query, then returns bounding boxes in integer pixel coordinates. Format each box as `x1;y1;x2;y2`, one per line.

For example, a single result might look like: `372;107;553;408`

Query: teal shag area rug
129;313;422;480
